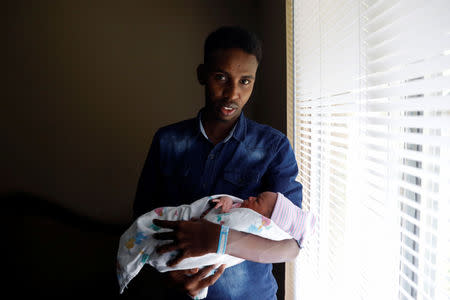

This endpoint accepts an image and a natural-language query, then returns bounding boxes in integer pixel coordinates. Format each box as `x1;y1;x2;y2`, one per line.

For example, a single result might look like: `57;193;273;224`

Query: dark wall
5;0;259;224
5;192;125;296
5;0;288;298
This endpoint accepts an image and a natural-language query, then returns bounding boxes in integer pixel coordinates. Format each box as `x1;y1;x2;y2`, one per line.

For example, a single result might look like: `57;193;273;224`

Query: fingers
184;264;226;297
190;264;226;288
153;231;176;241
200;264;226;286
155;242;180;254
185;268;199;275
167;250;188;267
190;264;217;280
153;219;179;229
166;268;199;284
217;264;226;273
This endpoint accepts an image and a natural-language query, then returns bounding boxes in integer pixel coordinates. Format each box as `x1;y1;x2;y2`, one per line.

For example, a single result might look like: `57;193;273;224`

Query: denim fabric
133;110;302;299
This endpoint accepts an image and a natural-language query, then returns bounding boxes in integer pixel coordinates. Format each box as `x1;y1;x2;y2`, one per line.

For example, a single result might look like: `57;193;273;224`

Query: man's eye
215;74;226;81
241;79;251;85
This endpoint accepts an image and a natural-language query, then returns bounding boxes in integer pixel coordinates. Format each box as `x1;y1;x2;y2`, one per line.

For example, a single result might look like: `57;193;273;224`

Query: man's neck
202;115;238;145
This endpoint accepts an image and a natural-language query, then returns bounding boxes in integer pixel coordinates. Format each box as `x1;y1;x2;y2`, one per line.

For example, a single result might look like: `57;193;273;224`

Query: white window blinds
286;0;450;299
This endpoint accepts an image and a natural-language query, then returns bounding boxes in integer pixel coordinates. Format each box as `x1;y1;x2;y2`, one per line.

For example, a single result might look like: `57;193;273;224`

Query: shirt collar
197;109;246;143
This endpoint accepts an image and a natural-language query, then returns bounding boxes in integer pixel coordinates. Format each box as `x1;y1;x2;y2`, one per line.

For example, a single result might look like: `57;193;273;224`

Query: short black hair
204;26;263;64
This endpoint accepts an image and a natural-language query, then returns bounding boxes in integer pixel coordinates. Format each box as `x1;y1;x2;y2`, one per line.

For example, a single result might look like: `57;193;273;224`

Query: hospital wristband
216;225;229;254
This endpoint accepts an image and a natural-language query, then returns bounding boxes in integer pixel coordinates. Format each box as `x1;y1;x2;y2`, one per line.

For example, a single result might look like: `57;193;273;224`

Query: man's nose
224;81;239;100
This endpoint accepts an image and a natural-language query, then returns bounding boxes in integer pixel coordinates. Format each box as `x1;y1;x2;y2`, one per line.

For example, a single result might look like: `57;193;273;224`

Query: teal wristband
216;225;229;254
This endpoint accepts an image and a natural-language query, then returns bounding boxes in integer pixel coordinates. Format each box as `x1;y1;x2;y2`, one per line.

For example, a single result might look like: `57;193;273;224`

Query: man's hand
164;264;226;297
153;218;221;266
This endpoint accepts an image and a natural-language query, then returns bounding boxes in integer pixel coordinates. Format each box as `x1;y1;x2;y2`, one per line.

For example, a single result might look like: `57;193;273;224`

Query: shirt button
209;154;215;160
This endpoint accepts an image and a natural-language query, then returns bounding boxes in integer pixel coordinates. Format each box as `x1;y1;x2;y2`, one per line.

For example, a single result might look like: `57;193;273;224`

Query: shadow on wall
4;191;286;298
3;191;130;297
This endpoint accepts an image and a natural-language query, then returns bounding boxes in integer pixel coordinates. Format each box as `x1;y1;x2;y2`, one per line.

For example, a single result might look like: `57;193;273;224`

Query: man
130;26;302;299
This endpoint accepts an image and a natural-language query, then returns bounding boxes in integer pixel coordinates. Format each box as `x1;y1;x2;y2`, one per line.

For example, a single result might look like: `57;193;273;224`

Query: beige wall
4;0;286;225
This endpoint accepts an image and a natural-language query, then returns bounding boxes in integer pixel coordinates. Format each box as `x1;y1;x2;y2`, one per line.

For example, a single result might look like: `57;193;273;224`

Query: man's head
203;26;262;65
197;26;262;123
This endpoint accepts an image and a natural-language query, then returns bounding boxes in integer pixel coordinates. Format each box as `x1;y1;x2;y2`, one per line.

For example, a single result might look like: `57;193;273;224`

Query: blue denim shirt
133;110;302;300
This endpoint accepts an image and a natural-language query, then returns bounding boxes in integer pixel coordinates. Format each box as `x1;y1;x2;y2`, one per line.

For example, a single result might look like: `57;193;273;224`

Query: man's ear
197;64;206;85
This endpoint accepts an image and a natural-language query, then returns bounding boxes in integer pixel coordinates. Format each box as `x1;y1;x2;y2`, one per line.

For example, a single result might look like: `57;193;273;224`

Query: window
285;0;450;299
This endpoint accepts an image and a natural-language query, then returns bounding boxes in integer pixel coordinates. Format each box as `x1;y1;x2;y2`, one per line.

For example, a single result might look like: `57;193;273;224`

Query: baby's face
240;191;277;218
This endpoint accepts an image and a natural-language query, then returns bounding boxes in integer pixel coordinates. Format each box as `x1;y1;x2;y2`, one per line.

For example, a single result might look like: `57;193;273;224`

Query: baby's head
240;191;278;218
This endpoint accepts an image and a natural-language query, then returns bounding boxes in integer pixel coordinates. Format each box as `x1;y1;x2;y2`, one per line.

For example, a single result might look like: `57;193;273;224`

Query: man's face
241;191;277;218
200;48;258;123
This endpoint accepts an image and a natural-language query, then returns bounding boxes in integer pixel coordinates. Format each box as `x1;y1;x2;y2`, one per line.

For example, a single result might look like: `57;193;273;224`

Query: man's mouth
220;104;238;116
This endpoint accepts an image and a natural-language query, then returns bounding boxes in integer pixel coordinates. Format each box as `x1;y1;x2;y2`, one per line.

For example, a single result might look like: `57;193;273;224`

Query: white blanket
116;194;292;299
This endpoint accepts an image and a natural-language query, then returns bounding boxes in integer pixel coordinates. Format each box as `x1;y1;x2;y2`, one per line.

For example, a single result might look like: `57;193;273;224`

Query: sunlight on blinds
286;0;450;299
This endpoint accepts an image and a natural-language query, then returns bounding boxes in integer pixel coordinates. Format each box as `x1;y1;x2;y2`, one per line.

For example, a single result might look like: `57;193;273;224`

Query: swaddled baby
116;192;315;299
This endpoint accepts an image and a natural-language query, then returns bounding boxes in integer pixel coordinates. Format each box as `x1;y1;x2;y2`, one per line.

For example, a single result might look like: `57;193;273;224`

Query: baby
116;192;315;298
205;191;312;244
204;191;276;219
